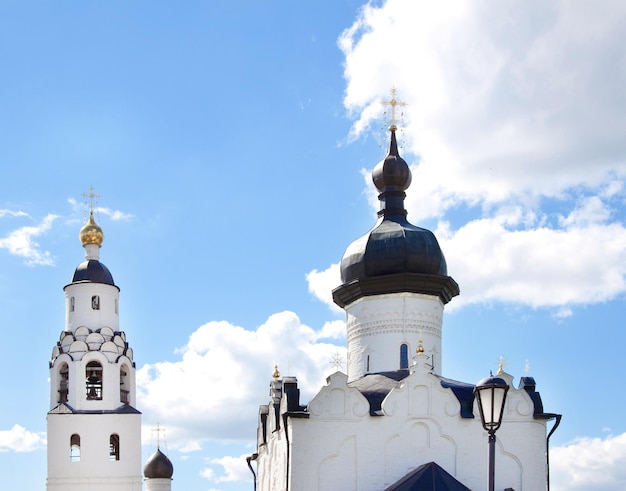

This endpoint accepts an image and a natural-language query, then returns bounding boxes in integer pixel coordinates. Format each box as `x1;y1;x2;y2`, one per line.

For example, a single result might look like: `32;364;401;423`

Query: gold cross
380;87;407;130
81;186;101;215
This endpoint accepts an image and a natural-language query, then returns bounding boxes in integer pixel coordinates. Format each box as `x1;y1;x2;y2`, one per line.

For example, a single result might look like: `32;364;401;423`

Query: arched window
366;355;370;373
58;363;69;403
400;343;409;369
86;361;103;400
70;297;75;312
120;364;130;404
109;434;120;461
70;434;81;462
115;298;118;314
91;295;100;310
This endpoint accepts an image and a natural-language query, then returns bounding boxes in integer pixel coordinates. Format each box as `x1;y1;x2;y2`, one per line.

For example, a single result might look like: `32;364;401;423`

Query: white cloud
98;207;134;221
0;209;28;219
205;453;251;484
440;203;626;309
551;433;626;490
306;263;342;312
0;425;46;453
0;214;58;265
136;311;346;452
340;1;626;215
332;1;626;312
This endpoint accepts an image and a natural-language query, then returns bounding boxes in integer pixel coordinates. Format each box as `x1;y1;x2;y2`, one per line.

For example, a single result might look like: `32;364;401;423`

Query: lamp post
474;374;509;491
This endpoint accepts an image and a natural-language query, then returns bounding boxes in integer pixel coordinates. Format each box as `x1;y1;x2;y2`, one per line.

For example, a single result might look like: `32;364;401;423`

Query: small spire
272;365;280;379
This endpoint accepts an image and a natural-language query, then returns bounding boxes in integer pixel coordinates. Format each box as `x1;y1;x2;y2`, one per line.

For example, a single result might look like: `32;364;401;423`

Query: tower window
400;343;409;369
58;363;69;403
91;295;100;310
109;434;120;461
86;361;103;400
70;434;80;462
120;364;130;405
70;297;75;312
115;298;118;314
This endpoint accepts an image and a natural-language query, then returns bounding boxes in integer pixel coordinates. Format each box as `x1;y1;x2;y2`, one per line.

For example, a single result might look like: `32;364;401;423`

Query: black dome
71;260;115;286
340;216;448;283
333;128;458;308
144;448;174;479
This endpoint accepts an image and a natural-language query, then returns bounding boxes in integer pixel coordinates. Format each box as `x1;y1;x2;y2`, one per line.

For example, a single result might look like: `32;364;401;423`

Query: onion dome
332;127;459;308
79;211;104;246
144;448;174;479
67;211;116;287
71;260;115;285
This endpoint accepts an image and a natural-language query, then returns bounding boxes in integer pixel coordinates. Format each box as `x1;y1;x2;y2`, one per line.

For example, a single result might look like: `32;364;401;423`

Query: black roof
384;461;471;491
69;259;116;287
349;370;410;416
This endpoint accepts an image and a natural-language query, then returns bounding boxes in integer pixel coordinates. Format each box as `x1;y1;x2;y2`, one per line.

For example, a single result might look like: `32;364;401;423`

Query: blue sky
2;1;626;490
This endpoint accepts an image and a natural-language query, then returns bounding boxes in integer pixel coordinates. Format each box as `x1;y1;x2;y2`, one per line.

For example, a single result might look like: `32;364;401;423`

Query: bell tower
47;195;142;491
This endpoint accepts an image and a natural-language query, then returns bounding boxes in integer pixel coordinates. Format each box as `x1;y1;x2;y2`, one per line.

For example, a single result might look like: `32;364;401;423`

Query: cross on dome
380;87;407;130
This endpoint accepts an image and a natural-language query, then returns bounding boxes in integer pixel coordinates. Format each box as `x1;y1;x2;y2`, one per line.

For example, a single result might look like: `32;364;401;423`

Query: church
43;119;559;490
251;123;560;490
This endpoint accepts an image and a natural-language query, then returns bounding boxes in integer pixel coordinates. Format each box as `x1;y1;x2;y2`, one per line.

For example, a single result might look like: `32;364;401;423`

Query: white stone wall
47;412;142;491
64;282;120;332
145;478;172;491
345;293;444;381
257;359;548;491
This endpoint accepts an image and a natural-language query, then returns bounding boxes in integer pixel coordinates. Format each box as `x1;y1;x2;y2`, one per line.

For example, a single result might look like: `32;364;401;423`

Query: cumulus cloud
340;1;626;212
439;200;626;309
0;425;46;453
551;432;626;490
306;263;342;312
327;1;626;312
136;311;346;453
204;453;251;484
0;214;58;265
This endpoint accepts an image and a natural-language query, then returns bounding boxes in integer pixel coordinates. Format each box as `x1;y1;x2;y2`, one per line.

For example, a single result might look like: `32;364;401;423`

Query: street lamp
474;374;509;491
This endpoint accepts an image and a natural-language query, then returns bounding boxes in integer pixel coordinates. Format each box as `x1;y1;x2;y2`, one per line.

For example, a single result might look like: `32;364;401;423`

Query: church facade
253;126;558;490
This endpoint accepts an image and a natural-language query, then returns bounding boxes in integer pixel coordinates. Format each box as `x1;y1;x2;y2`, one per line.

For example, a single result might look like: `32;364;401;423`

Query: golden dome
79;212;104;246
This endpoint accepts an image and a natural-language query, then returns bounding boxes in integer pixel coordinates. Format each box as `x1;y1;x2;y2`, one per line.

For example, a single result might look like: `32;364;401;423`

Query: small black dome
71;260;115;286
144;448;174;479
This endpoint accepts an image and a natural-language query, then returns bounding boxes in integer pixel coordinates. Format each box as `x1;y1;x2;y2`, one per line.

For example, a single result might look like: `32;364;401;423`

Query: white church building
252;126;560;491
46;209;173;490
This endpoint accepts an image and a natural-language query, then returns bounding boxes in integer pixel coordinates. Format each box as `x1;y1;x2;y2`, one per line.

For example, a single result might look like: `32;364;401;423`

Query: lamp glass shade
474;376;509;433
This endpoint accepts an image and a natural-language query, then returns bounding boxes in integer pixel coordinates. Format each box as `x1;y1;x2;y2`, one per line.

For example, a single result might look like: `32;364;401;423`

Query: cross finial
81;186;100;214
525;359;530;374
81;186;101;222
151;423;166;449
497;354;506;375
380;87;407;130
330;352;344;371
